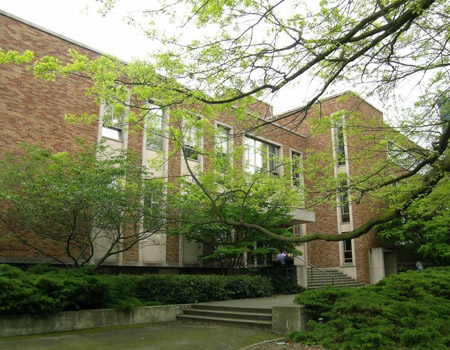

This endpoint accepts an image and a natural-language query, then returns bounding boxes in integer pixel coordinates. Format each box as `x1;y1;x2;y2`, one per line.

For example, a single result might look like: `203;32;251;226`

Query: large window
244;137;280;175
343;239;353;264
338;181;350;224
334;122;346;165
146;107;163;151
291;151;302;186
183;119;200;160
215;125;231;156
101;102;124;141
143;179;164;232
387;141;417;170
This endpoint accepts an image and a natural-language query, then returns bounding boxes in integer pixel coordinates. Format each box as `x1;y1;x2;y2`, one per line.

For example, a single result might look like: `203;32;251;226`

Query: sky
0;0;383;115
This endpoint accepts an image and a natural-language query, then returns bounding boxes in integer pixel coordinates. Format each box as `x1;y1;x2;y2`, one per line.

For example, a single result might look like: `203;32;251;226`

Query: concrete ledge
0;305;182;337
271;305;308;334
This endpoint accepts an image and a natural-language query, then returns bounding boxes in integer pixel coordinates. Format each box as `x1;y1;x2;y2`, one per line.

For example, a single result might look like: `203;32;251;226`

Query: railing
294;256;335;287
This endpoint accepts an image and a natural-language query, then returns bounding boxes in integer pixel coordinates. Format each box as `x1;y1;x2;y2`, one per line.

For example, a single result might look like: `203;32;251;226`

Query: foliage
136;273;273;304
0;143;165;269
289;268;450;350
169;162;302;272
263;268;304;295
0;264;273;316
377;176;450;265
1;0;450;247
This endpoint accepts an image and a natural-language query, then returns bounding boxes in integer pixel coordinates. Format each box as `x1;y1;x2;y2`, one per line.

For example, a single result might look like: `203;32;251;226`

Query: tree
0;143;165;269
168;157;302;273
377;175;450;265
0;0;449;247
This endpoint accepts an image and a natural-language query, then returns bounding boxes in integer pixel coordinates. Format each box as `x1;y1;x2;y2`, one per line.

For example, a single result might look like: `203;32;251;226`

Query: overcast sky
0;0;385;115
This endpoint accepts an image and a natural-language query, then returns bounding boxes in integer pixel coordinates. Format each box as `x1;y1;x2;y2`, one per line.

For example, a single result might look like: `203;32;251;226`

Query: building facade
0;10;395;284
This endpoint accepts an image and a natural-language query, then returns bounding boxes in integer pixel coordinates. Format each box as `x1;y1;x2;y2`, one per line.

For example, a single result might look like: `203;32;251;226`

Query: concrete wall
0;305;182;337
272;305;308;334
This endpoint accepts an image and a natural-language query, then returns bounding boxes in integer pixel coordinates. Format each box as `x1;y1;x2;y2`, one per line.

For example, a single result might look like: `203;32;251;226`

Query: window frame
343;238;353;264
100;101;125;142
332;118;347;166
244;136;281;176
338;182;351;224
291;150;302;187
145;105;164;151
215;123;231;157
182;114;201;161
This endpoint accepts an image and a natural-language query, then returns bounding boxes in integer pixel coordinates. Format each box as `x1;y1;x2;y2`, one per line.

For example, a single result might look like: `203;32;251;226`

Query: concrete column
272;305;308;334
369;247;385;284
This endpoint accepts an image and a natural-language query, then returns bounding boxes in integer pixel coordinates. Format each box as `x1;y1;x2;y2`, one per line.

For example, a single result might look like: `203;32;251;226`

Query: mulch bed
242;338;326;350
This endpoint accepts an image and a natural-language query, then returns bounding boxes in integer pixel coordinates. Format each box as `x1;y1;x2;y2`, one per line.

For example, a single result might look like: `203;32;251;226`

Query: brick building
0;10;396;285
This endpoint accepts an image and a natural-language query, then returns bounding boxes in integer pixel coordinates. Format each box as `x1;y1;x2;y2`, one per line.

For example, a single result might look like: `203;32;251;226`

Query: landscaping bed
288;267;450;350
243;338;326;350
0;264;274;316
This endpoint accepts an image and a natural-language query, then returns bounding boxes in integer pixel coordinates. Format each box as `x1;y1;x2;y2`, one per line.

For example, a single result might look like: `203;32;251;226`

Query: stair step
189;304;272;314
177;314;272;327
308;283;364;288
307;279;362;284
182;309;272;321
308;283;364;289
305;268;364;289
307;276;354;281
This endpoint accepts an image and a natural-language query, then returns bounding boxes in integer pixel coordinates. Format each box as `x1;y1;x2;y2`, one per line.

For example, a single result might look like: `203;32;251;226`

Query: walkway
197;294;297;308
0;322;279;350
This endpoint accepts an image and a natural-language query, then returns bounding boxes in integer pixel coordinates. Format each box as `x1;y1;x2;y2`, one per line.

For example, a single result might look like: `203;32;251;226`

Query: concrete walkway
0;322;279;350
198;294;298;308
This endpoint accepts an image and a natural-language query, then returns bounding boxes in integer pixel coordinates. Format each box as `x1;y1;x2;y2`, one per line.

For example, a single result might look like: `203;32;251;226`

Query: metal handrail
294;256;334;287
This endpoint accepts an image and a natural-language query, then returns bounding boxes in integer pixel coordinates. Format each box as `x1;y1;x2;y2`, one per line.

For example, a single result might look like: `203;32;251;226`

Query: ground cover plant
289;267;450;350
0;264;273;315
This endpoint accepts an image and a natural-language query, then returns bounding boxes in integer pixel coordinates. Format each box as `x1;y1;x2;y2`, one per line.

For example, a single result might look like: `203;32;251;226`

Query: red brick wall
0;13;386;281
295;94;385;283
0;13;99;261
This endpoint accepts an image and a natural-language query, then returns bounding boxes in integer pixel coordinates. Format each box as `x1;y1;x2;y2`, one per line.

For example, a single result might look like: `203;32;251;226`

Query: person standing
416;260;424;271
277;251;287;266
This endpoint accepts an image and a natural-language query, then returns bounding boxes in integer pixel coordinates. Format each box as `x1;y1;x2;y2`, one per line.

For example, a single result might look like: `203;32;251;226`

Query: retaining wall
0;305;182;337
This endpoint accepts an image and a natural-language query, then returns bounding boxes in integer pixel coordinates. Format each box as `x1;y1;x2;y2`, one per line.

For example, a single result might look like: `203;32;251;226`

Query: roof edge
275;90;384;118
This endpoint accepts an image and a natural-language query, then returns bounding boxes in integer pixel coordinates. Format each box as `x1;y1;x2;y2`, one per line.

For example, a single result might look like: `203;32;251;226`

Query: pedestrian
416;260;424;271
277;251;286;266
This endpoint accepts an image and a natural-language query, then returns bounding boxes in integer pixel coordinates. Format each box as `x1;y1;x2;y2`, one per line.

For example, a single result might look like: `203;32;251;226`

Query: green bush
0;265;36;315
289;267;450;350
260;269;304;295
136;274;273;304
0;264;273;315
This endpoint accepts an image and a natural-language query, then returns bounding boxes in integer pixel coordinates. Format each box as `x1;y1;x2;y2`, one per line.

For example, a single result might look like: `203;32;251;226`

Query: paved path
0;322;279;350
198;294;297;308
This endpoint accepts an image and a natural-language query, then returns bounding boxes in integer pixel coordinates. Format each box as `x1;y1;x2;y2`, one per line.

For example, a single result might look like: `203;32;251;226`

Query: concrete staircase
307;268;364;289
177;304;272;328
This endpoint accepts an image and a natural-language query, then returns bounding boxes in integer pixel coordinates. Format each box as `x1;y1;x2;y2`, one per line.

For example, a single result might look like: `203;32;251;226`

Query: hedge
288;267;450;350
0;264;273;315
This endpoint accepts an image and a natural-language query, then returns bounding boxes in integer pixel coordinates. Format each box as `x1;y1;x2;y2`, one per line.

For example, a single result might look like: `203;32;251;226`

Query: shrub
289;267;450;350
136;274;273;304
0;265;273;315
0;265;36;315
261;268;304;295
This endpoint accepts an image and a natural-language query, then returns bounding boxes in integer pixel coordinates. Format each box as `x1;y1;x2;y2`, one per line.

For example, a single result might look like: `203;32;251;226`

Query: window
387;141;417;169
143;179;163;232
183;119;200;160
291;151;302;187
292;224;304;236
343;239;353;263
338;182;350;224
215;125;231;156
244;137;280;175
101;102;124;141
334;122;346;165
146;107;163;151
